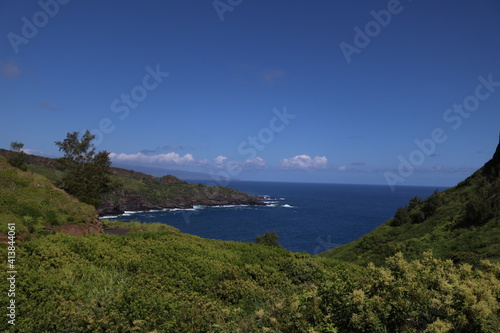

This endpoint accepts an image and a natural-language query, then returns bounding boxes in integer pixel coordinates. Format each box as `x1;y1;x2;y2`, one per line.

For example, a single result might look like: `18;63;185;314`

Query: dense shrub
391;206;410;226
1;228;498;332
255;231;282;247
391;191;441;227
322;252;500;332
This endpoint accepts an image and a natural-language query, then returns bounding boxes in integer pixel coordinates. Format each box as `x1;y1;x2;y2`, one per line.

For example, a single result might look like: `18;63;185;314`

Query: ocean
105;181;447;254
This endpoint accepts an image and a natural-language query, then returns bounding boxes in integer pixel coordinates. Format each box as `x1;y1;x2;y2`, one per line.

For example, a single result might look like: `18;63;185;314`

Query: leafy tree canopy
8;141;27;171
55;130;115;207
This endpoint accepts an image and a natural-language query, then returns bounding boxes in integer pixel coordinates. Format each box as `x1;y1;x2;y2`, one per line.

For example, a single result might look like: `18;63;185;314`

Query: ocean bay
106;181;447;254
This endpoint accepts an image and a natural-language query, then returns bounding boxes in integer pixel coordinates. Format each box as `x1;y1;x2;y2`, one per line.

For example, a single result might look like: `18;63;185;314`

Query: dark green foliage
55;131;114;207
421;189;442;217
392;206;410;226
255;231;282;247
462;194;494;227
7;141;27;171
391;191;440;227
458;177;500;228
450;251;481;266
408;196;422;210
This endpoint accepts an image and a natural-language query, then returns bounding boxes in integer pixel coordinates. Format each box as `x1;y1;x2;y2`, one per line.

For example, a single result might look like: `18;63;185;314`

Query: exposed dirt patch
0;235;10;244
50;220;104;236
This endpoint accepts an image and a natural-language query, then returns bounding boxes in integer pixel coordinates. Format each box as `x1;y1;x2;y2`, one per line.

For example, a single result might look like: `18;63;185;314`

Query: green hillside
99;166;262;216
0;155;97;237
320;139;500;266
0;149;263;216
0;141;499;331
1;220;499;332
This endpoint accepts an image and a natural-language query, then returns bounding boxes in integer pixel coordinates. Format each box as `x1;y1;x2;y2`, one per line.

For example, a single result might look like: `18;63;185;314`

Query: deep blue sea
105;182;447;254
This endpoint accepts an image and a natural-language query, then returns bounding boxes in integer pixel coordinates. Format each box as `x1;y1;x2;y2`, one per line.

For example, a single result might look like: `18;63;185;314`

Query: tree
391;207;410;226
256;231;282;248
55;130;114;207
8;141;27;171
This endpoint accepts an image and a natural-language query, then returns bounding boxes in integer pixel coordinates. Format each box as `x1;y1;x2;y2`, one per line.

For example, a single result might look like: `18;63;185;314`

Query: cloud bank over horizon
281;154;328;171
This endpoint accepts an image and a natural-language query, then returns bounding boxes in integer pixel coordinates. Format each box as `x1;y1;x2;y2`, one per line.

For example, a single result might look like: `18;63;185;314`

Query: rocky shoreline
98;191;265;217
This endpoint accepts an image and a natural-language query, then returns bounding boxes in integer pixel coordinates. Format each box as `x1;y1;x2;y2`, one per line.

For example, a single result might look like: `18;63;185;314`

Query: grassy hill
320;139;500;266
0;155;97;238
99;166;262;216
0;149;263;216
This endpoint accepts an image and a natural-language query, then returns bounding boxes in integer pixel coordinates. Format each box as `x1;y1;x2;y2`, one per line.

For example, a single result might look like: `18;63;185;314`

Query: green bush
255;231;282;248
2;226;498;332
392;207;410;226
323;252;500;332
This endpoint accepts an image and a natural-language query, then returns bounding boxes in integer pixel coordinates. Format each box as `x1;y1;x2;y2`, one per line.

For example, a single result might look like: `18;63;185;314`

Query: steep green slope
320;139;500;266
0;155;96;237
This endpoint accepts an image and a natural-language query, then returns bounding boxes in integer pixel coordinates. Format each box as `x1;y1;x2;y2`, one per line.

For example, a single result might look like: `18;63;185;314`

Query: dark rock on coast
97;187;264;217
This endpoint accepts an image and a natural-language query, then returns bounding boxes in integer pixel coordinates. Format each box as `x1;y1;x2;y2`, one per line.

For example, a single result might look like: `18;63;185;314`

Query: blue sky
1;0;499;187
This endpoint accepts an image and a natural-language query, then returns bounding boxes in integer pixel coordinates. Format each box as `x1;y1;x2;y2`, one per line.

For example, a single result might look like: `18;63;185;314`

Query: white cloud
109;151;268;171
21;148;43;155
243;156;266;169
281;154;328;170
109;152;195;166
215;155;266;170
214;155;228;168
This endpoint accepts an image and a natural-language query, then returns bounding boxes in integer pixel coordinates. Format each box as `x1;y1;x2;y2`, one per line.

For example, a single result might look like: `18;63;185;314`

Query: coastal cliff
98;168;263;216
0;149;265;217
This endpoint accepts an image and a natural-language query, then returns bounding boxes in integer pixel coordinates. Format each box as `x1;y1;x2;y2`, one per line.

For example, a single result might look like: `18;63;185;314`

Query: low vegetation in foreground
1;221;499;332
0;137;499;331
